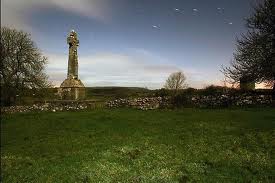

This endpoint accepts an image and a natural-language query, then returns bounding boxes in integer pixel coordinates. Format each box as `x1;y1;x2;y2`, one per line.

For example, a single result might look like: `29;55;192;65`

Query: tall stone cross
67;30;79;79
59;30;85;100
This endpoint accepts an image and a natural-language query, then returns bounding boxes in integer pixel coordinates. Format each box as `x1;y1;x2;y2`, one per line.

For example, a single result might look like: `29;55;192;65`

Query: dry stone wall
1;94;272;114
106;97;170;110
190;94;272;108
106;95;272;109
1;101;103;114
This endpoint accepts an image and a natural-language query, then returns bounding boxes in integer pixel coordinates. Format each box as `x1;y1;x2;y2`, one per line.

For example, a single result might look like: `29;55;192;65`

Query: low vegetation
1;108;274;182
6;87;154;106
85;87;154;100
0;27;51;106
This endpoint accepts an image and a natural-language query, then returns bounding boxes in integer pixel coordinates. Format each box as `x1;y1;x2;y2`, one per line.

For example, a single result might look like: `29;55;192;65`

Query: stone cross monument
67;30;79;79
59;30;85;100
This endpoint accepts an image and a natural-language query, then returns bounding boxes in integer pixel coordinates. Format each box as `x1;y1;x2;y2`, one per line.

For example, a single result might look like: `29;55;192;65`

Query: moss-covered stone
59;30;86;100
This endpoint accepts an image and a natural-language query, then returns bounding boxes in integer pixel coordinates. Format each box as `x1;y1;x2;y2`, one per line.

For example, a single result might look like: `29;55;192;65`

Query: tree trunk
272;28;275;107
2;87;16;106
273;77;275;107
2;95;12;106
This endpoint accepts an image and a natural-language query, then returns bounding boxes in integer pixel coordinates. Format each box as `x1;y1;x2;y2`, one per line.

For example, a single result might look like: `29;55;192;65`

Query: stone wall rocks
1;94;272;114
106;97;169;110
190;94;272;108
1;101;101;114
107;94;272;109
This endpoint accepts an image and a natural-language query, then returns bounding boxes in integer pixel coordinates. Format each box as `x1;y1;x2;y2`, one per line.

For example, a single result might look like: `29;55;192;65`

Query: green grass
1;108;275;182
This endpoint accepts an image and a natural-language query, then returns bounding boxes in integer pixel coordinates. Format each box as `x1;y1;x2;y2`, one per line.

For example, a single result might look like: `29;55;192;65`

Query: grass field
1;108;275;182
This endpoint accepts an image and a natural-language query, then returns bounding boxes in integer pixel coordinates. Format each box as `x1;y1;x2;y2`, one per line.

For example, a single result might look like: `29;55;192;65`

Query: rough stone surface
1;101;102;114
106;94;272;109
60;78;85;88
59;30;86;100
58;87;86;100
190;94;272;108
106;97;170;110
2;95;272;114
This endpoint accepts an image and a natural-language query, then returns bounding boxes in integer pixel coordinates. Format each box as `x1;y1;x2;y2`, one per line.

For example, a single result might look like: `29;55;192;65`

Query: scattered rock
1;101;93;114
1;94;272;114
106;97;169;110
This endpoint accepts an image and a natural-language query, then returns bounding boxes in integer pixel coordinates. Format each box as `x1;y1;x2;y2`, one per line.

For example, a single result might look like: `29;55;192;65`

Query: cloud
49;0;111;22
46;51;212;89
1;0;111;31
1;0;32;31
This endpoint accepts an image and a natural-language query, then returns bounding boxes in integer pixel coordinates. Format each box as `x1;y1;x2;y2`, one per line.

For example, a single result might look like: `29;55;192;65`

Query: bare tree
164;71;187;93
0;27;51;106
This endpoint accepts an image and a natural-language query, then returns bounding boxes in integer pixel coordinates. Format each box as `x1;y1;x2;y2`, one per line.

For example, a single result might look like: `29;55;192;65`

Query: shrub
199;85;226;96
171;91;193;108
182;87;197;95
154;88;172;97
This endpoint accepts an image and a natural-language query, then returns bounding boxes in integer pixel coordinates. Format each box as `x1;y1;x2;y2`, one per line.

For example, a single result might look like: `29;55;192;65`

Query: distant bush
171;93;191;108
85;87;153;100
168;84;273;108
154;88;171;97
10;88;58;106
198;85;226;96
170;88;198;107
182;87;197;95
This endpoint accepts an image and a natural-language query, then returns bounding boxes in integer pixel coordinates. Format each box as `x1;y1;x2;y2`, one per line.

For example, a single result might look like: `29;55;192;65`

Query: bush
154;88;172;97
182;87;197;95
198;85;226;96
171;91;193;108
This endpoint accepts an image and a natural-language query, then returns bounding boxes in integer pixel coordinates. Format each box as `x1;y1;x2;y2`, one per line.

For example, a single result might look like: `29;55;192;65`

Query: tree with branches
222;0;275;101
0;27;51;106
164;71;187;94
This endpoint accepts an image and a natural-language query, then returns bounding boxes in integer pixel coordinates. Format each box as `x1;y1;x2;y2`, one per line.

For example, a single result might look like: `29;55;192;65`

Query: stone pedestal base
58;87;86;100
59;78;86;100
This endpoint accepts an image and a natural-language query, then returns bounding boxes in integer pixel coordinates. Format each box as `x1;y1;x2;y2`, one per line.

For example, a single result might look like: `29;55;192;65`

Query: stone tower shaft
60;30;85;100
67;30;79;79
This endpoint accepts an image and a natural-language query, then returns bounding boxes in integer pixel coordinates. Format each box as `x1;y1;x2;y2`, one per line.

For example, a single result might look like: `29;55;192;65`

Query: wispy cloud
1;0;112;31
46;51;211;89
49;0;112;22
2;1;223;89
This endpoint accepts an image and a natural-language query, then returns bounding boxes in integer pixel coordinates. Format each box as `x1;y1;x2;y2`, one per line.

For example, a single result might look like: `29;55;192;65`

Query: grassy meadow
1;108;275;182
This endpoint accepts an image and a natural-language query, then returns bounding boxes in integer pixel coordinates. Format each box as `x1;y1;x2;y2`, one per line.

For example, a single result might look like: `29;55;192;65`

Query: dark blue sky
2;0;259;88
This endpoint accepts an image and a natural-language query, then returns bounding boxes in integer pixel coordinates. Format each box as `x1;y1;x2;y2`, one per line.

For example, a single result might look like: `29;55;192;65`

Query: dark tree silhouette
0;27;51;106
222;0;275;101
